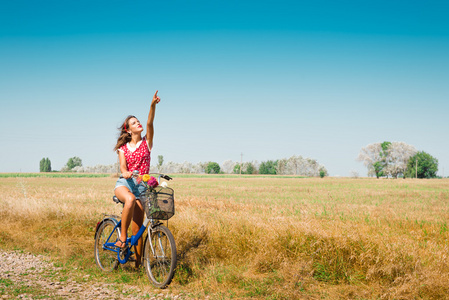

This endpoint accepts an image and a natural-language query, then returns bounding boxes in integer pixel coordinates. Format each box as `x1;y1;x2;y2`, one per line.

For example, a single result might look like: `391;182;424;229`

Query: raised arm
146;90;161;150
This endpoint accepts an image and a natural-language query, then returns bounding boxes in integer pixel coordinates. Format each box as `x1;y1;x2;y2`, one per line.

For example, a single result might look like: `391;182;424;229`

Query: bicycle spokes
143;226;177;288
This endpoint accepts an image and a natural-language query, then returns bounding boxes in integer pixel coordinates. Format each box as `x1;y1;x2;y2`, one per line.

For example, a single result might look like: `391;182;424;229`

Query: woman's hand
122;171;133;179
151;90;161;106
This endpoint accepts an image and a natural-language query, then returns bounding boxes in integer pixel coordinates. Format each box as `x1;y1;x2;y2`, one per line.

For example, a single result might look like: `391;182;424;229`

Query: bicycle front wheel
143;225;177;288
94;219;120;272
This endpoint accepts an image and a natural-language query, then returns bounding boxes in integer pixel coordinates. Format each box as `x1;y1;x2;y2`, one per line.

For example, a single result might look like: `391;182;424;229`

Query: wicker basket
141;186;175;220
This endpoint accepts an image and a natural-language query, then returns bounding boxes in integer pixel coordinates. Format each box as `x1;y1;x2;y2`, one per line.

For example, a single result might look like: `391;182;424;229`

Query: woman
113;90;161;268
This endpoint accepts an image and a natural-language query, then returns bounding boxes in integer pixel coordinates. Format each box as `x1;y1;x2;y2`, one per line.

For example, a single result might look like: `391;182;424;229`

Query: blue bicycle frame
103;215;152;264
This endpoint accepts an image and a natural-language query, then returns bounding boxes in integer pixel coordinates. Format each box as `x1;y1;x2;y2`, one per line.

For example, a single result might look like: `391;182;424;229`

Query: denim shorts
115;177;146;199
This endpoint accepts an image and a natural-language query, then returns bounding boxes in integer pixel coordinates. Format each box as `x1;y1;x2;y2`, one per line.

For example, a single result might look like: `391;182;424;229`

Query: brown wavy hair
114;115;136;152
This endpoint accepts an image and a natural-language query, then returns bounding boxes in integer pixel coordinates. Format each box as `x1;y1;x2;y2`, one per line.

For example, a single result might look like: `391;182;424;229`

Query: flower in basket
147;176;159;188
141;174;158;188
142;174;151;182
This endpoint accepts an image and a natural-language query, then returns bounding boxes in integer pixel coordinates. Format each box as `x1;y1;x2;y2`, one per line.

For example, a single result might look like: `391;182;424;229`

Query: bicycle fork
149;229;166;259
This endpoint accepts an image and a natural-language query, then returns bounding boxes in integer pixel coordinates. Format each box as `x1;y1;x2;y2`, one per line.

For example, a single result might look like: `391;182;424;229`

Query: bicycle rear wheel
143;225;177;288
94;219;120;272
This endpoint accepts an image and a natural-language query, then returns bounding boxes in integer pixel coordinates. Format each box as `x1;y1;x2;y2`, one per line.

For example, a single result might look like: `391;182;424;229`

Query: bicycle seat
112;196;124;204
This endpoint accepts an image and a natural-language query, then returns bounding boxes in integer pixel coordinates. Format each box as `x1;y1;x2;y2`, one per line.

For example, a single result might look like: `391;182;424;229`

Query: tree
245;162;255;175
350;170;359;178
274;155;326;176
233;163;241;174
205;162;220;174
39;157;51;172
259;160;278;175
66;157;82;171
233;162;255;174
380;141;416;178
405;151;438;179
357;142;387;178
358;142;417;178
384;142;416;178
47;158;52;172
276;158;288;175
373;161;385;178
157;155;164;172
176;161;188;173
39;158;45;172
319;168;326;178
380;141;391;154
288;155;304;175
379;141;392;176
221;160;236;174
304;158;320;176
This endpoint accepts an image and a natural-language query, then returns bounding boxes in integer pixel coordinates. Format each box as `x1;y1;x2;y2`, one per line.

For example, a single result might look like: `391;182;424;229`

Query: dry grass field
1;175;448;299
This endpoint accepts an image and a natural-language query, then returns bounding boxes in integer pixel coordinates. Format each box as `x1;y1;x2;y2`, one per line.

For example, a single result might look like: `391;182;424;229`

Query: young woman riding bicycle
113;90;161;268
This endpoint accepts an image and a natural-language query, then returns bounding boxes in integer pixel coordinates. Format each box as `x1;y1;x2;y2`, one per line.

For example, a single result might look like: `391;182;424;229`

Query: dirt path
0;251;185;300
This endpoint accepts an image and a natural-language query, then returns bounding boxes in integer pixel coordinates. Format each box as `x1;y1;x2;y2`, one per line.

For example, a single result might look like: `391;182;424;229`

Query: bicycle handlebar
119;171;173;181
160;174;173;181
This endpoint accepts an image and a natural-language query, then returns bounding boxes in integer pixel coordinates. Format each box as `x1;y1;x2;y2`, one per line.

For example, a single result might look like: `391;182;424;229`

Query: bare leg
114;186;137;247
132;200;145;268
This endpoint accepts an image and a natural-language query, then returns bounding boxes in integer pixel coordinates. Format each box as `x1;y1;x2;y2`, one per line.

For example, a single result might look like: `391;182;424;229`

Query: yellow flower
142;174;151;182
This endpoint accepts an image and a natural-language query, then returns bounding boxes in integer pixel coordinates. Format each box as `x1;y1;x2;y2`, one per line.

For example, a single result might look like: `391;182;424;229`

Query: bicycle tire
143;225;177;288
94;219;120;272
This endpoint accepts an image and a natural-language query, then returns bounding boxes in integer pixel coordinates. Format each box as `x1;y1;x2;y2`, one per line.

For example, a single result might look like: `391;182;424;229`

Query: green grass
168;174;307;179
0;278;50;299
0;172;309;180
0;173;111;178
0;172;307;179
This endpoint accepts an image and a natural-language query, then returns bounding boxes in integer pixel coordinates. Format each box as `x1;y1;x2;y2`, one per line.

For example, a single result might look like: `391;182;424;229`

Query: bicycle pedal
118;246;130;255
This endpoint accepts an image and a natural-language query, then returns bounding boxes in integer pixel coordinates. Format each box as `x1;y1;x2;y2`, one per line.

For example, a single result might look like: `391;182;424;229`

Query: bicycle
94;171;177;288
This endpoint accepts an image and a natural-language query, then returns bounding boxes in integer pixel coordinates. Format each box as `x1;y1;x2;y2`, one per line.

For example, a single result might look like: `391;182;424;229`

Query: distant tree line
357;141;438;178
41;148;440;178
60;156;83;172
39;156;83;172
159;155;328;177
39;155;328;176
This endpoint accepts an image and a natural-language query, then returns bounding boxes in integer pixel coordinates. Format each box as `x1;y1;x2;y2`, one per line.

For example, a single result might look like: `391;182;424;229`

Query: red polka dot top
119;137;151;175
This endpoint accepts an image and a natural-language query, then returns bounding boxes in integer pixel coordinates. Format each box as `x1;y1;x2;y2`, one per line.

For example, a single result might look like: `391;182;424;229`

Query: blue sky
1;0;448;176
